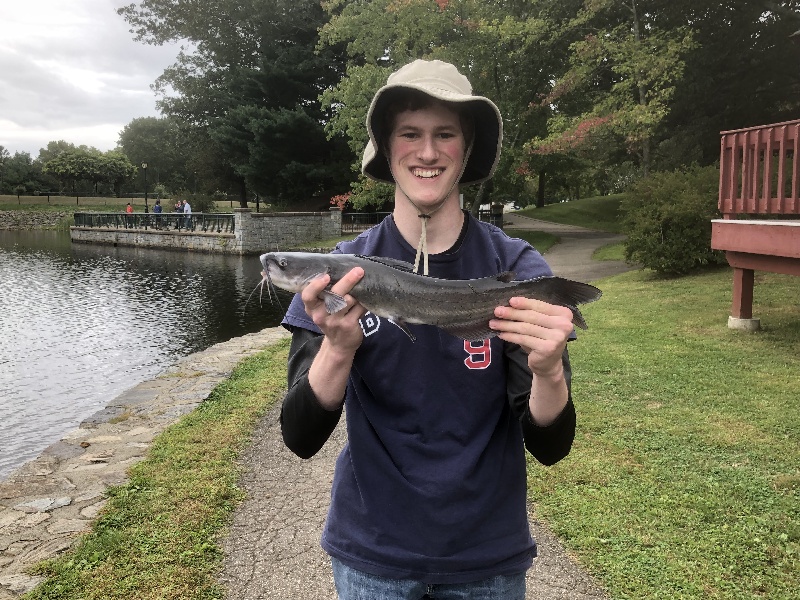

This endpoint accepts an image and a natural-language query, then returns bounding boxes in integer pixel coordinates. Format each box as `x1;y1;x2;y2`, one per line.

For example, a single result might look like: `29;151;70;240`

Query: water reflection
0;231;294;480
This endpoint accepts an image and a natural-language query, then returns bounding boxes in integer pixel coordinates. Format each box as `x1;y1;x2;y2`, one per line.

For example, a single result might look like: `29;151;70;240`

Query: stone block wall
0;211;69;229
68;208;342;254
233;208;342;254
70;228;236;253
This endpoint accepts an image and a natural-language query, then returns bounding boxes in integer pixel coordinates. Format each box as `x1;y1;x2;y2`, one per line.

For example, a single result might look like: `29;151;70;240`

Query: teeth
413;169;442;178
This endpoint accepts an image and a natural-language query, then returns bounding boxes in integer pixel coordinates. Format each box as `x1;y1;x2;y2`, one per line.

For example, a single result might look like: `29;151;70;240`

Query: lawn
530;268;800;599
517;194;626;233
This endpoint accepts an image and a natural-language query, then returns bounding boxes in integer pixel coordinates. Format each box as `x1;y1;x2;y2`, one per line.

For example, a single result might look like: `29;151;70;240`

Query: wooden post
731;267;754;319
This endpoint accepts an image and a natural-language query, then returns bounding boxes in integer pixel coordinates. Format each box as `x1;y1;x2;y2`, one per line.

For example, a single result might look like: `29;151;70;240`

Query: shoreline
0;327;290;598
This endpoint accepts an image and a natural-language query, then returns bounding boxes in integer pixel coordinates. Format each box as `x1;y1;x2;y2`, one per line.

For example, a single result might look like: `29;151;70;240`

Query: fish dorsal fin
496;271;515;283
356;255;416;272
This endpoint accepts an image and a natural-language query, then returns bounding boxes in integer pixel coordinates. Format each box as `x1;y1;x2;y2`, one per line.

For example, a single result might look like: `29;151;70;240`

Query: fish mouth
251;256;284;312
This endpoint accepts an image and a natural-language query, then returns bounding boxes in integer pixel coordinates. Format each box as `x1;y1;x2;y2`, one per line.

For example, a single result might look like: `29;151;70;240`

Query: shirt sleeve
505;342;576;466
279;326;343;459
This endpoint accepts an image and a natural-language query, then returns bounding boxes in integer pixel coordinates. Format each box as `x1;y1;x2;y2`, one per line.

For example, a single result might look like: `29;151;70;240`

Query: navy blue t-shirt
282;213;555;584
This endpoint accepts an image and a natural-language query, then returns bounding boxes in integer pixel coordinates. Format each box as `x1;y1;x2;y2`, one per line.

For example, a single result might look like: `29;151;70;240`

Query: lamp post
142;162;149;213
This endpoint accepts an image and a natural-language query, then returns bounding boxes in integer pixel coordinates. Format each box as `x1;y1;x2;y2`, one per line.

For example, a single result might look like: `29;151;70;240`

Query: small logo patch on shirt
359;312;381;337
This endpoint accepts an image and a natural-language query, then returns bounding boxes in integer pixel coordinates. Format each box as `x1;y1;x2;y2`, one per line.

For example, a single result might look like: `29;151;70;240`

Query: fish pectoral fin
388;318;416;342
321;290;348;314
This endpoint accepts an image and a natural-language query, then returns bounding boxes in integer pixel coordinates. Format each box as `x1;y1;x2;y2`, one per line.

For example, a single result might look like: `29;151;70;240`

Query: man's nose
416;134;439;161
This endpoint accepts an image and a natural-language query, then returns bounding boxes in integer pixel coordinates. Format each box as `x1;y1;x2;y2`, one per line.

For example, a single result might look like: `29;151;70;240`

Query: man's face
387;102;465;208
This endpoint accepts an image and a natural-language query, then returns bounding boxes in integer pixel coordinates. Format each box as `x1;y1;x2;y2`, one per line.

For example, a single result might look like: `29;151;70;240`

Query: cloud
0;0;182;156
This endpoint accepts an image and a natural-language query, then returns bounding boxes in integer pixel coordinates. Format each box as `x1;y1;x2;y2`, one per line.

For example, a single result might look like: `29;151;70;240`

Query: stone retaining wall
0;211;69;230
70;228;237;253
234;208;342;254
68;208;343;255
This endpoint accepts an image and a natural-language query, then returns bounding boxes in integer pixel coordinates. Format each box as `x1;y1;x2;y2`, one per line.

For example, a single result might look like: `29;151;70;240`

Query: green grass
25;340;290;600
511;229;559;254
529;268;800;599
593;242;626;261
517;194;626;233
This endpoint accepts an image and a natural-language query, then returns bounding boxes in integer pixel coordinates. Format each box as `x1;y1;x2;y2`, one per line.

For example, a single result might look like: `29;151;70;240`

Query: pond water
0;231;293;481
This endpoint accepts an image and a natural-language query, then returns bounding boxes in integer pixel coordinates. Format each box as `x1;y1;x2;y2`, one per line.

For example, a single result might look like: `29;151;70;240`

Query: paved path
219;218;635;600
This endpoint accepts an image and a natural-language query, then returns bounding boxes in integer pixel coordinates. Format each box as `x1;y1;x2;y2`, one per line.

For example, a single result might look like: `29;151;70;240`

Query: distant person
153;199;163;229
125;202;133;214
182;199;192;229
174;200;183;213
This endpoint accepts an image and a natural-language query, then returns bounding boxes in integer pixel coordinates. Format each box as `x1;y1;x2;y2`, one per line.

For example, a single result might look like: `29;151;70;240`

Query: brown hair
377;88;475;156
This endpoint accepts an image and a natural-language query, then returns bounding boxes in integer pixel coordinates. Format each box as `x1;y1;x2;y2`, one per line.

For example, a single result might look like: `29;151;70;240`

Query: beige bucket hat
361;59;503;186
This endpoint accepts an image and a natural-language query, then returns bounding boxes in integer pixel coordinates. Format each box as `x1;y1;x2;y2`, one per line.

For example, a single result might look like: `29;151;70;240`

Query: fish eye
278;258;288;268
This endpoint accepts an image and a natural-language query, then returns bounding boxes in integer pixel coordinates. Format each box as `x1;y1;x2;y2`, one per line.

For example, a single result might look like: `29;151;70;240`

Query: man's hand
490;297;573;376
490;297;574;426
302;267;368;411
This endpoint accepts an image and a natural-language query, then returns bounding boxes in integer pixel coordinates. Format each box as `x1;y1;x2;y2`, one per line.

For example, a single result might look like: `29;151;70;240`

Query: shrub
174;191;217;213
621;165;727;276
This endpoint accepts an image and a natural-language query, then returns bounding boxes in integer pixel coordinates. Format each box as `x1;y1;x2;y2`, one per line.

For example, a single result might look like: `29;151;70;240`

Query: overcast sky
0;0;183;157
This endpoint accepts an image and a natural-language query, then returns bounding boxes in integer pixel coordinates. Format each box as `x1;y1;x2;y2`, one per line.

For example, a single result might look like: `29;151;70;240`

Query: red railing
718;119;800;217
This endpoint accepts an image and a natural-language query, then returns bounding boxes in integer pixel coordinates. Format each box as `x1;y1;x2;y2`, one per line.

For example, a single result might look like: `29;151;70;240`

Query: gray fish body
260;252;602;342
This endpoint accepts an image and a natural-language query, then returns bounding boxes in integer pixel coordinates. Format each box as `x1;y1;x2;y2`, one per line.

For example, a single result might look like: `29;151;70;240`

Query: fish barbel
260;252;602;342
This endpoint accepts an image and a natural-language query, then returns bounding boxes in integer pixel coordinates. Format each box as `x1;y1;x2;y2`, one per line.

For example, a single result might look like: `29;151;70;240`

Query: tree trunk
537;170;547;208
469;180;491;217
238;177;248;208
630;0;651;177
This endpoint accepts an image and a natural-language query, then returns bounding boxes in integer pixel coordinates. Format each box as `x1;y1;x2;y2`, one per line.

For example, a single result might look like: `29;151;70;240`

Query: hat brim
361;82;503;186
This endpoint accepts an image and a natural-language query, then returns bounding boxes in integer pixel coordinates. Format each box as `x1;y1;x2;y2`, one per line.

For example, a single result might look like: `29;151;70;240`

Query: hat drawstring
414;214;431;275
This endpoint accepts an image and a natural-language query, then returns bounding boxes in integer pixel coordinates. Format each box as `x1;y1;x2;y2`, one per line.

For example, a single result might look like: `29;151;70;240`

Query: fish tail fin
549;277;603;305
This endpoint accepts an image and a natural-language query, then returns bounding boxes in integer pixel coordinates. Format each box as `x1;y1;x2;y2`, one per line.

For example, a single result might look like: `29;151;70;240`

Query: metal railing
73;213;235;233
341;212;391;233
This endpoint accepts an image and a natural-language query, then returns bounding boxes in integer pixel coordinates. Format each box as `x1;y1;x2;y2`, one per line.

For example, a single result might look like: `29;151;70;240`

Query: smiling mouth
412;168;443;178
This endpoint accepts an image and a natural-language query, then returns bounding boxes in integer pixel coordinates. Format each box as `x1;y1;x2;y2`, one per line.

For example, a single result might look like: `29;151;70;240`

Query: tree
525;0;696;178
318;0;573;209
0;145;9;193
659;0;800;166
37;140;77;165
1;152;43;195
118;116;188;193
40;148;135;197
118;0;353;207
101;151;138;197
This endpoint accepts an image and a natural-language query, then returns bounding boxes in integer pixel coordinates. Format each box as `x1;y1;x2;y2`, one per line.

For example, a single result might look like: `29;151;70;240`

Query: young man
280;60;577;599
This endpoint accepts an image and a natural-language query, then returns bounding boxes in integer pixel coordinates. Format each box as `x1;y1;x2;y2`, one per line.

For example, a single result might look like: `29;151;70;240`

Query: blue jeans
331;557;526;600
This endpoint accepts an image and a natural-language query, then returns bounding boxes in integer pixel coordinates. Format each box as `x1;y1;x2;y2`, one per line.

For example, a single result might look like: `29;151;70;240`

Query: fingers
490;297;573;376
301;268;367;353
301;267;365;313
491;297;574;336
330;266;365;298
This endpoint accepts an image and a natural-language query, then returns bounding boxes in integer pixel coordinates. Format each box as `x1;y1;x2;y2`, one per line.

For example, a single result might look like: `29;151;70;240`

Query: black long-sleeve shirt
280;326;576;465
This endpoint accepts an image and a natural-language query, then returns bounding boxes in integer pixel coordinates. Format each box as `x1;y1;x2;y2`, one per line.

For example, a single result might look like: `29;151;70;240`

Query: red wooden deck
710;119;800;328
